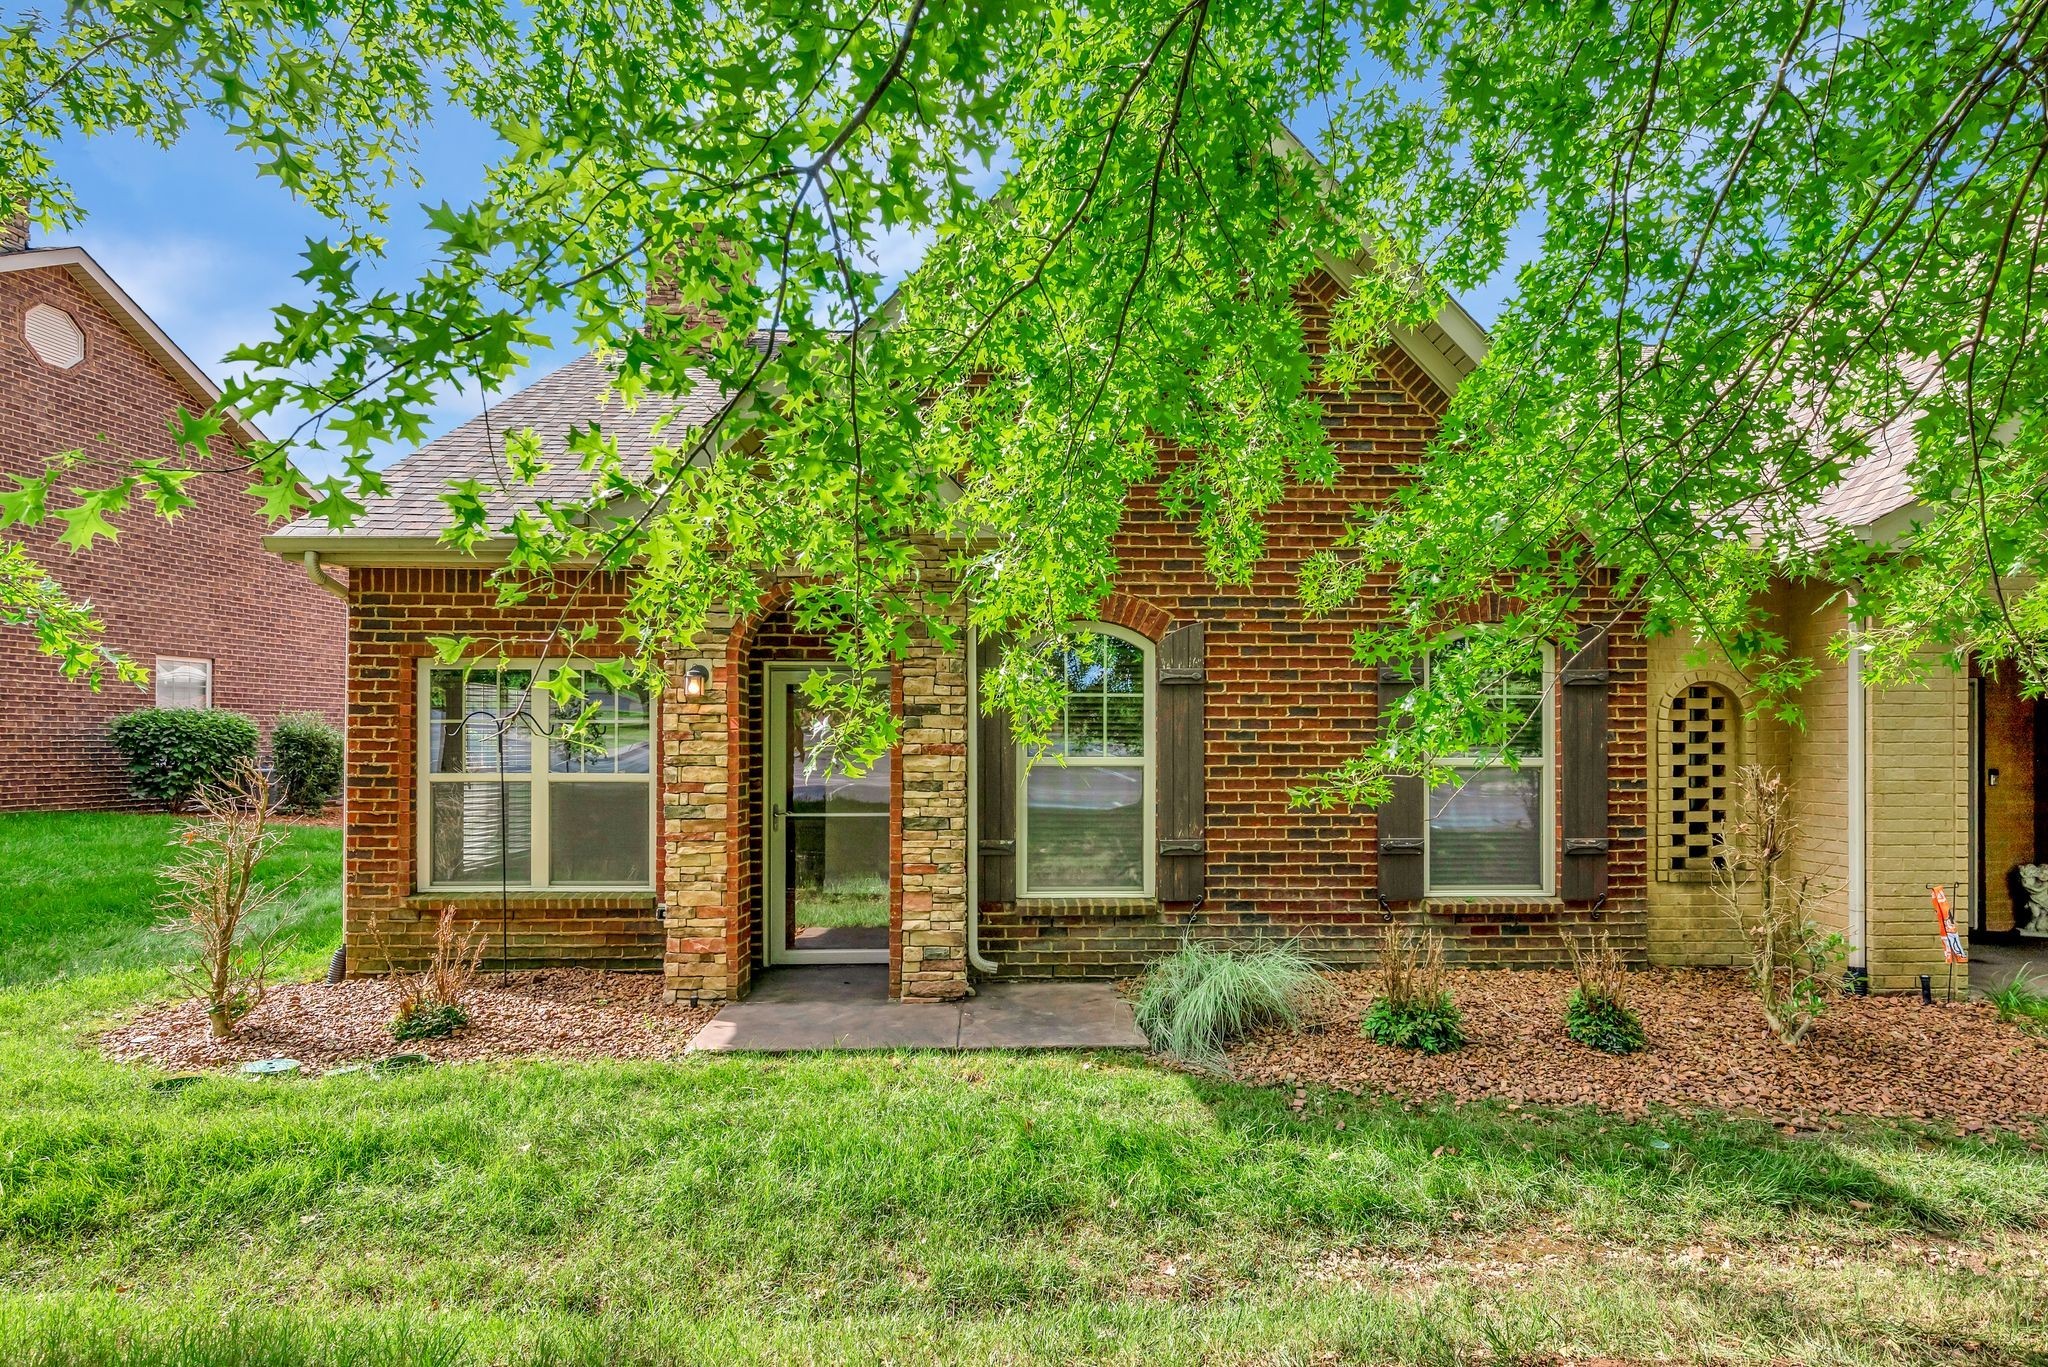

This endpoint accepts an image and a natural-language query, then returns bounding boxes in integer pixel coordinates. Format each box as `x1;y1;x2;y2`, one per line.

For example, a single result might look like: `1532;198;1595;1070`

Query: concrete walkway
1971;938;2048;997
689;965;1149;1053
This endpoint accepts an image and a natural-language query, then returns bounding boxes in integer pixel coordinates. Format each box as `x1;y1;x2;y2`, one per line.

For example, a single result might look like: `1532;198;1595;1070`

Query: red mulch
1228;968;2048;1133
101;969;717;1075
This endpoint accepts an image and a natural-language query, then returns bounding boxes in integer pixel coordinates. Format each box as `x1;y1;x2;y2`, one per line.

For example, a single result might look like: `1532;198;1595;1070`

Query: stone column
897;602;971;1001
663;626;740;1003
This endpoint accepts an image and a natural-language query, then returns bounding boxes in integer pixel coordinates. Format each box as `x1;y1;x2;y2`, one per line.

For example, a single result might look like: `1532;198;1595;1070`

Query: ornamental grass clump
1361;926;1465;1054
1133;940;1325;1066
386;907;486;1042
1563;931;1646;1054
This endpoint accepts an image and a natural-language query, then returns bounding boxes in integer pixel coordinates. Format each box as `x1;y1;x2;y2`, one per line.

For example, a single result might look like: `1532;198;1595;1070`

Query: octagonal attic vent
24;303;84;368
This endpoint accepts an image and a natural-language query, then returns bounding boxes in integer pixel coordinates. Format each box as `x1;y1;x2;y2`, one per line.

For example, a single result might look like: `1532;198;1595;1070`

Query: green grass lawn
3;812;2046;1365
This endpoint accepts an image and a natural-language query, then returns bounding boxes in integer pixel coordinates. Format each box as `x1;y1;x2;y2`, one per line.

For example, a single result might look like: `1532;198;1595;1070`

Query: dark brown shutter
1560;624;1612;903
1376;662;1426;903
977;634;1017;903
1156;621;1206;903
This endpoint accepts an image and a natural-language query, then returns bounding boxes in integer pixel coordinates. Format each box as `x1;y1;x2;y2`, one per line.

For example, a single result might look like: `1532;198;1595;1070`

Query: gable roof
267;296;1488;561
265;350;738;558
0;246;268;446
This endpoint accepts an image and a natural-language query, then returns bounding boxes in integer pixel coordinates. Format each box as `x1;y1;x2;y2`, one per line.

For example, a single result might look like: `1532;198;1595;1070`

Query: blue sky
49;111;1529;482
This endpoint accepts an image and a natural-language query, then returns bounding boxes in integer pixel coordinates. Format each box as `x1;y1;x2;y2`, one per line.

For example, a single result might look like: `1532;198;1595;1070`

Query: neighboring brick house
267;261;1987;1001
0;220;346;811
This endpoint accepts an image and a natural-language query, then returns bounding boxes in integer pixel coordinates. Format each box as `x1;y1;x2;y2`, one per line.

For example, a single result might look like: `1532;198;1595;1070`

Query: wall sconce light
681;662;712;700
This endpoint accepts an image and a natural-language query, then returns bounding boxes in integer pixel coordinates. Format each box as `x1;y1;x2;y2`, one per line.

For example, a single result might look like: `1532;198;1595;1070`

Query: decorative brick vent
1662;682;1732;879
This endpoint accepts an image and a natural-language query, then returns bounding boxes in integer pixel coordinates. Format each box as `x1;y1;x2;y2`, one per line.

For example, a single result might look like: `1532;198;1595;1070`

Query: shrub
1714;766;1850;1047
157;762;295;1038
1988;968;2048;1038
109;707;259;810
270;712;343;814
390;1002;468;1042
1133;939;1325;1065
1563;931;1646;1054
386;907;486;1041
1361;926;1465;1054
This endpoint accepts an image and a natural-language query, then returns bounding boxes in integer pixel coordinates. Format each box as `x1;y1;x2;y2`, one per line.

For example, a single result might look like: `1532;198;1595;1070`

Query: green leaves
7;0;2047;789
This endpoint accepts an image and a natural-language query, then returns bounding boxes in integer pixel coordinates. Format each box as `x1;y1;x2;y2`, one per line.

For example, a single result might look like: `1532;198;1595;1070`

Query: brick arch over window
1656;672;1747;881
1092;591;1172;643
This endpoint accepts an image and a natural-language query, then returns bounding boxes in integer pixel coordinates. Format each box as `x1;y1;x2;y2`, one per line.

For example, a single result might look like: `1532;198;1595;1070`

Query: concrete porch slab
688;966;1148;1053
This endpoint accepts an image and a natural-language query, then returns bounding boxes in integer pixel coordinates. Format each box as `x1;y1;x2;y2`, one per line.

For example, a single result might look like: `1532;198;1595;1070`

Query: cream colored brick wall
1865;656;1971;994
1643;582;1973;992
1643;630;1755;967
1771;582;1851;940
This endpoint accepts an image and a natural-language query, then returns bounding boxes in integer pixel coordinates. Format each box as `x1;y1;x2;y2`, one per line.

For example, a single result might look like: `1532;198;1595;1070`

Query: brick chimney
1;204;27;253
646;234;751;339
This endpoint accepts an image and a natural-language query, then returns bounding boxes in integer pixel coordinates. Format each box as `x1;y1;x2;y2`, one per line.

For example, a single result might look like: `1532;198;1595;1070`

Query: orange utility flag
1930;885;1967;964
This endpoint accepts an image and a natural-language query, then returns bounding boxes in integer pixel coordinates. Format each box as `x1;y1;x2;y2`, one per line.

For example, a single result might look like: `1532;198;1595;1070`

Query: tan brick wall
1641;582;1974;993
1865;655;1971;994
1772;581;1851;940
1642;630;1754;968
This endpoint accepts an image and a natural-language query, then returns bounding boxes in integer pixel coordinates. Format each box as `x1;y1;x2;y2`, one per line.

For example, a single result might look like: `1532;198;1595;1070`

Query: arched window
1018;625;1153;896
1662;681;1735;877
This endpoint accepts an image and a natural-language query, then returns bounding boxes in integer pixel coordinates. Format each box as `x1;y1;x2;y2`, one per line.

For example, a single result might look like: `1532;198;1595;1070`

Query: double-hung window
1018;626;1153;896
419;663;654;891
1425;643;1552;894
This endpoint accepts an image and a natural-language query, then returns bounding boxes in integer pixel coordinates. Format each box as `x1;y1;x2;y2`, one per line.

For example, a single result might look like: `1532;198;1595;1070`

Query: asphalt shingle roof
276;350;733;540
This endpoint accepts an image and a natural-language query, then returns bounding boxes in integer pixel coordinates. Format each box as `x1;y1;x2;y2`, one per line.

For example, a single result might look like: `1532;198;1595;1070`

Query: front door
765;666;891;964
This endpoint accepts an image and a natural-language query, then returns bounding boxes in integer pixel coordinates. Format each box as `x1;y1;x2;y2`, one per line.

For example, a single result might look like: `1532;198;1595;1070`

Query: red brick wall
732;602;841;975
0;264;345;811
978;274;1649;975
342;566;664;971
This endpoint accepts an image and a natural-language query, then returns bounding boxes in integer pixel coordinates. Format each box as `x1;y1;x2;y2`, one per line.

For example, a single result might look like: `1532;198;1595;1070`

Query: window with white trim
1425;642;1552;894
155;657;212;710
419;663;654;891
1019;626;1153;896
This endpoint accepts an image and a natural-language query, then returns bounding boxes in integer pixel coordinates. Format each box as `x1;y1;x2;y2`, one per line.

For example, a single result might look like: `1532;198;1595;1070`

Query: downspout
302;550;347;600
1846;601;1869;980
965;627;998;975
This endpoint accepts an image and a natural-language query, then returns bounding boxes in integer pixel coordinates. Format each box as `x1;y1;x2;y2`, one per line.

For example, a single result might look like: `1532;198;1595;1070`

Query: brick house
0;218;346;811
266;265;1997;1001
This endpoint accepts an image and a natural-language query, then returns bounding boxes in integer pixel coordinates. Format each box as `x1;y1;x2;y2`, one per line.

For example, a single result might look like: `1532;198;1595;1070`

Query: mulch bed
101;970;717;1075
1228;968;2048;1133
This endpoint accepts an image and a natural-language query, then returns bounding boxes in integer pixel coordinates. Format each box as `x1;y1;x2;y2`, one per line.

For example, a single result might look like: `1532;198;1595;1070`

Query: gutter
1846;600;1869;975
964;628;998;975
302;550;348;600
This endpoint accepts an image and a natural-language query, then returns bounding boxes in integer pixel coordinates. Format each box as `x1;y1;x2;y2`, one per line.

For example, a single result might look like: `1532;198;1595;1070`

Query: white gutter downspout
965;627;998;975
1846;604;1869;975
302;550;348;600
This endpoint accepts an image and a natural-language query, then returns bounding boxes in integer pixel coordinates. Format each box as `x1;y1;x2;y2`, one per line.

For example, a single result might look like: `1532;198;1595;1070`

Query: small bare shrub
158;762;295;1038
1563;931;1645;1054
1715;765;1849;1048
1362;926;1464;1053
387;907;487;1041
